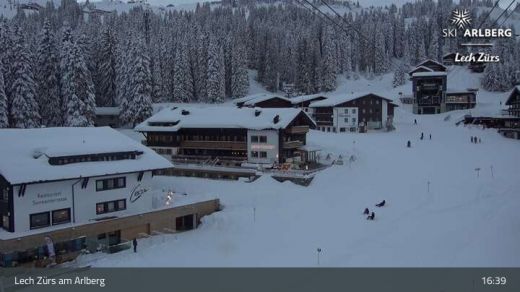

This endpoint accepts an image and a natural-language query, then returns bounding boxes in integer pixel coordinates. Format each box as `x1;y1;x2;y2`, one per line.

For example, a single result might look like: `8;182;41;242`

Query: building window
363;109;366;114
352;109;356;114
251;136;259;143
340;128;346;132
96;199;126;215
30;212;50;229
251;151;259;158
352;118;357;124
96;177;126;192
1;188;8;202
376;100;380;104
52;208;71;225
259;136;267;143
344;118;349;123
344;109;348;114
260;152;267;158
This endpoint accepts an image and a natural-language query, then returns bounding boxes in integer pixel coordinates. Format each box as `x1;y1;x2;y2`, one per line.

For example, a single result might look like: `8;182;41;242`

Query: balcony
285;126;310;134
180;140;247;151
283;140;303;149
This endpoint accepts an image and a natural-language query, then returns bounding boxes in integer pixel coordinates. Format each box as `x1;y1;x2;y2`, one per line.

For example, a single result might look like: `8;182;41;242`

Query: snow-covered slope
75;67;520;267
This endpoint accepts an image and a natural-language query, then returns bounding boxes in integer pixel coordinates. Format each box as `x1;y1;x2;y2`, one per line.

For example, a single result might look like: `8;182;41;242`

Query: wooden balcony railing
180;140;247;151
282;140;303;149
285;125;310;134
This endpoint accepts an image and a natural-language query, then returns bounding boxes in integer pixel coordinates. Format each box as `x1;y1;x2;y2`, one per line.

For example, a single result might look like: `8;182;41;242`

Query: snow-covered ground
74;66;520;267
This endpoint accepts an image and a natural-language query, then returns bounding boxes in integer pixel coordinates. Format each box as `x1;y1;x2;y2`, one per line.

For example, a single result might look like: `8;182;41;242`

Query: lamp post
316;248;322;266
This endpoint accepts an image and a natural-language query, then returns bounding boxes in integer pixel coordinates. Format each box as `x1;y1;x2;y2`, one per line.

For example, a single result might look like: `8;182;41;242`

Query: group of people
364;200;386;221
471;136;482;144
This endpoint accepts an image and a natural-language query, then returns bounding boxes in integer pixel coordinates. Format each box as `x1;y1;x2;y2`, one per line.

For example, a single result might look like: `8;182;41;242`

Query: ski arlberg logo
442;7;514;64
450;9;471;29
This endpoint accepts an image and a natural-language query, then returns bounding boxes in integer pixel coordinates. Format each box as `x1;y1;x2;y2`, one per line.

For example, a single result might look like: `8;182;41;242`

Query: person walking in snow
414;119;417;125
375;200;386;207
429;134;431;140
407;140;411;148
420;132;424;140
363;208;370;215
133;238;138;253
478;137;481;143
367;212;375;220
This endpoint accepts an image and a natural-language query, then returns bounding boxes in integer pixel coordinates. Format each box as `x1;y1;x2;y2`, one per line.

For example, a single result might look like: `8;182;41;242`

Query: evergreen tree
35;19;61;127
206;36;225;103
172;37;193;102
97;26;118;106
61;39;96;127
320;25;337;92
230;40;249;98
0;65;8;128
10;26;40;128
120;36;153;126
392;63;407;88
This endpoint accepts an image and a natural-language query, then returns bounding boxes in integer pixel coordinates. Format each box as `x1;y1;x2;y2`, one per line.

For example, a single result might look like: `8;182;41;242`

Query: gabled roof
408;65;434;75
0;127;172;185
135;106;316;132
233;93;290;107
443;52;457;58
505;86;520;105
415;59;447;70
290;94;328;105
310;92;395;107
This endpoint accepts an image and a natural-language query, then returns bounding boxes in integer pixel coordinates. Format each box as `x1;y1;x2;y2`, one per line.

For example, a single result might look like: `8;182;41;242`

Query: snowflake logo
451;9;471;29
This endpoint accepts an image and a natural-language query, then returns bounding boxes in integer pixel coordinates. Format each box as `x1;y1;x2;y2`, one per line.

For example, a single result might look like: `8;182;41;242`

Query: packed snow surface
74;67;520;267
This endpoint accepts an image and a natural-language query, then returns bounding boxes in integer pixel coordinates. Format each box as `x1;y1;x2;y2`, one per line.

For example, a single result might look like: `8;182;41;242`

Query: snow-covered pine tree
97;26;118;106
173;36;193;102
61;38;96;127
320;25;337;92
121;36;153;126
392;63;407;88
0;64;8;128
35;19;61;127
230;39;249;99
10;26;40;128
206;36;225;103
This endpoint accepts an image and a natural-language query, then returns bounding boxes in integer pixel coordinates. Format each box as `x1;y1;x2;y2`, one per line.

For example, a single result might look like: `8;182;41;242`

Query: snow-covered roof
415;59;447;70
309;92;394;107
443;52;457;58
408;65;434;75
135;106;315;132
0;127;173;185
95;107;120;116
290;94;328;105
233;93;290;106
411;71;447;77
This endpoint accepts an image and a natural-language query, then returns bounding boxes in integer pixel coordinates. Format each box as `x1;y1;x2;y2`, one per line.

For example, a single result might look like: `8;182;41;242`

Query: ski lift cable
477;0;502;29
489;0;517;28
295;0;402;69
495;0;518;27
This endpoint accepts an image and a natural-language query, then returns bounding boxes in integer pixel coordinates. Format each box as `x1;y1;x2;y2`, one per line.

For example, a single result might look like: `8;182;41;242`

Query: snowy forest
0;0;519;128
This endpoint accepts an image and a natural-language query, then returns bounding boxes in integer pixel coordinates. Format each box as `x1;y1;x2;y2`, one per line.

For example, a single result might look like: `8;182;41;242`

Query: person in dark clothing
471;136;474;143
478;138;481;143
363;208;370;215
414;119;417;125
407;140;411;148
420;132;424;140
133;238;137;253
375;200;386;207
367;212;375;220
429;134;431;140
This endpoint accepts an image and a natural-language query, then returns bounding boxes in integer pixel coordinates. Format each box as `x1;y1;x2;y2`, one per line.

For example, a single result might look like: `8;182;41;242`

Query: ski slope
75;67;520;267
